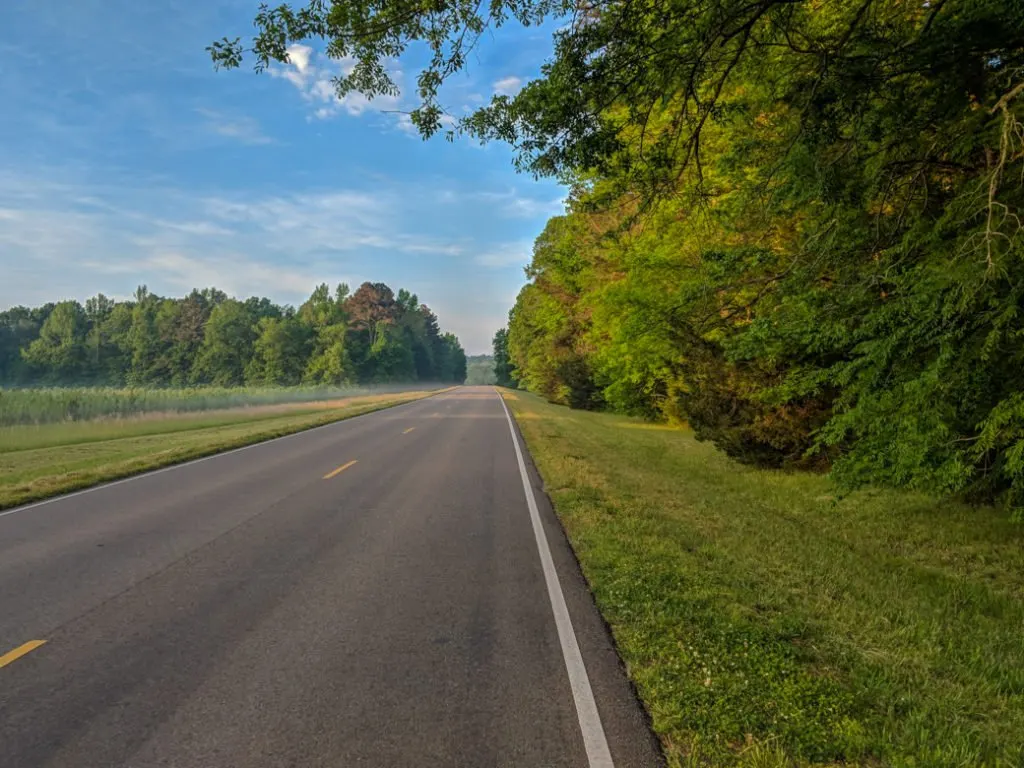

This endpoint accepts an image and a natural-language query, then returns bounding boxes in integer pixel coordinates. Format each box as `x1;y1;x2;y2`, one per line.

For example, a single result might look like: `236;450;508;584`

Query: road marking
322;460;358;480
496;388;615;768
402;427;415;434
0;640;46;669
0;389;460;522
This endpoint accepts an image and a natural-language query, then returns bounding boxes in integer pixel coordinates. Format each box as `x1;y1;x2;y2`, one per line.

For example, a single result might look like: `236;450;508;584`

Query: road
0;386;663;767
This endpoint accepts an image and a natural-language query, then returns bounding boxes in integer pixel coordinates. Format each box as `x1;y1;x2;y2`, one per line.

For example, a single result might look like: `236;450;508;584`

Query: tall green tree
492;328;516;388
246;315;311;385
191;299;257;386
1;305;52;384
299;283;352;385
22;301;89;383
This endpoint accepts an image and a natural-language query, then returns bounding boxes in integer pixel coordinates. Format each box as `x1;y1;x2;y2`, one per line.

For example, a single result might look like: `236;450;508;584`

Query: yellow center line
0;640;46;669
323;460;358;480
402;427;415;434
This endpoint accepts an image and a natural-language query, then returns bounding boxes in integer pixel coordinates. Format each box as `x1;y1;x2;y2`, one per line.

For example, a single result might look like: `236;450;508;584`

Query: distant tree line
0;282;467;387
464;355;496;386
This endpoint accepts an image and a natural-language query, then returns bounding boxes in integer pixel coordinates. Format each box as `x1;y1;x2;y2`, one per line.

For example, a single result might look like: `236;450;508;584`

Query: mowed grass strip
0;390;434;510
503;391;1024;768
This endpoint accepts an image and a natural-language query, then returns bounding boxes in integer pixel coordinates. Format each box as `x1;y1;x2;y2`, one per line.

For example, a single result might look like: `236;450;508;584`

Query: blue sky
0;0;565;354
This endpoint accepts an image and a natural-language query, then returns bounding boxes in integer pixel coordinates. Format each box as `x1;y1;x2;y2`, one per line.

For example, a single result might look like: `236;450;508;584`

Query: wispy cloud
0;171;491;303
477;189;565;219
195;108;273;145
474;240;533;268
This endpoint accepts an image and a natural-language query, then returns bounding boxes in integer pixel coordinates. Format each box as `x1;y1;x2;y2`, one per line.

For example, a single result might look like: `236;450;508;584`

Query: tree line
221;0;1022;505
1;282;466;387
464;355;497;386
490;0;1024;507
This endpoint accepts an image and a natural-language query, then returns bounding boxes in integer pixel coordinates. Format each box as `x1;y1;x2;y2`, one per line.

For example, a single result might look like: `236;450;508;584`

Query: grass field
0;390;439;510
0;384;425;426
503;391;1024;768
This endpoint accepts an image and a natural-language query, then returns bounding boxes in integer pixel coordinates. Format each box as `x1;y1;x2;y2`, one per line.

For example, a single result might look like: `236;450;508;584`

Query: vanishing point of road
0;386;663;767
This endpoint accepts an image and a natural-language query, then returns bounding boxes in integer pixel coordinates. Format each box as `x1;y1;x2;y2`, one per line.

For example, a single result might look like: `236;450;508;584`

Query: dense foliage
491;328;517;388
220;0;1024;506
1;283;466;389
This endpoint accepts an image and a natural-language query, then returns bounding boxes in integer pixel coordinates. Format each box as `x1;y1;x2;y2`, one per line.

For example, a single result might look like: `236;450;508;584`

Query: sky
0;0;566;354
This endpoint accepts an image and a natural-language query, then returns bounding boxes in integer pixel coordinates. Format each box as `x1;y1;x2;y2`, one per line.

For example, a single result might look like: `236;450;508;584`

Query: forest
0;282;466;388
214;0;1024;506
480;0;1024;509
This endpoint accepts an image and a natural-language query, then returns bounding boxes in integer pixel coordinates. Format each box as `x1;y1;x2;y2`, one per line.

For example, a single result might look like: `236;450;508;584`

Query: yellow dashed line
0;640;46;669
403;427;415;434
323;460;358;480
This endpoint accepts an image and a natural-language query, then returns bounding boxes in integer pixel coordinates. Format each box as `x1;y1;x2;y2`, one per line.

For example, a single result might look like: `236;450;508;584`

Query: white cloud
493;76;523;96
396;113;416;134
286;44;312;74
270;47;400;120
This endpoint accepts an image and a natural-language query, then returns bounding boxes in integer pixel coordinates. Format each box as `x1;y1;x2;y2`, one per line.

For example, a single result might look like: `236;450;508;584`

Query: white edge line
0;388;457;521
495;387;615;768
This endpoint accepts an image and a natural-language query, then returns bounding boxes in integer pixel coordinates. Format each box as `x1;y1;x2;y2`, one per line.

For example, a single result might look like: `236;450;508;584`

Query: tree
246;316;311;385
433;333;467;384
299;283;352;385
1;305;51;384
345;282;398;348
191;299;257;385
157;290;217;386
21;301;88;382
492;328;516;388
1;283;467;391
126;292;164;385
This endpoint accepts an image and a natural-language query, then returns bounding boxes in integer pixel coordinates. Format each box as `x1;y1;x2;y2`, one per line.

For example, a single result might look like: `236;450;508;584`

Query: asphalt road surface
0;386;663;767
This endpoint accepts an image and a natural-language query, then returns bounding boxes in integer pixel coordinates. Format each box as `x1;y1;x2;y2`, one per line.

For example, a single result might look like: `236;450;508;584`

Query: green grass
0;390;437;510
503;391;1024;768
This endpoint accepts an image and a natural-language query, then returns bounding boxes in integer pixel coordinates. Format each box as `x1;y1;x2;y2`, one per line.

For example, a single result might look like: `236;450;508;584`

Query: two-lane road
0;387;662;767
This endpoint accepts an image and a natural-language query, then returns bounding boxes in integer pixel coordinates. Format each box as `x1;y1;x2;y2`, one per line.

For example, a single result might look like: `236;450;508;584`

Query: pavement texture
0;386;664;768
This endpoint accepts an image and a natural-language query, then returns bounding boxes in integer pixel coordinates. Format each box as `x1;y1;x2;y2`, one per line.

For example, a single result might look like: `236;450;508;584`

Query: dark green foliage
22;302;89;383
491;329;516;388
247;316;312;386
0;305;52;383
0;282;467;389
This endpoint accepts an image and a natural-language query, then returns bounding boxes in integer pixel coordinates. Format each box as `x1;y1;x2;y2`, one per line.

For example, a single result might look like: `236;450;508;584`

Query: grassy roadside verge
0;389;444;510
503;390;1024;768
